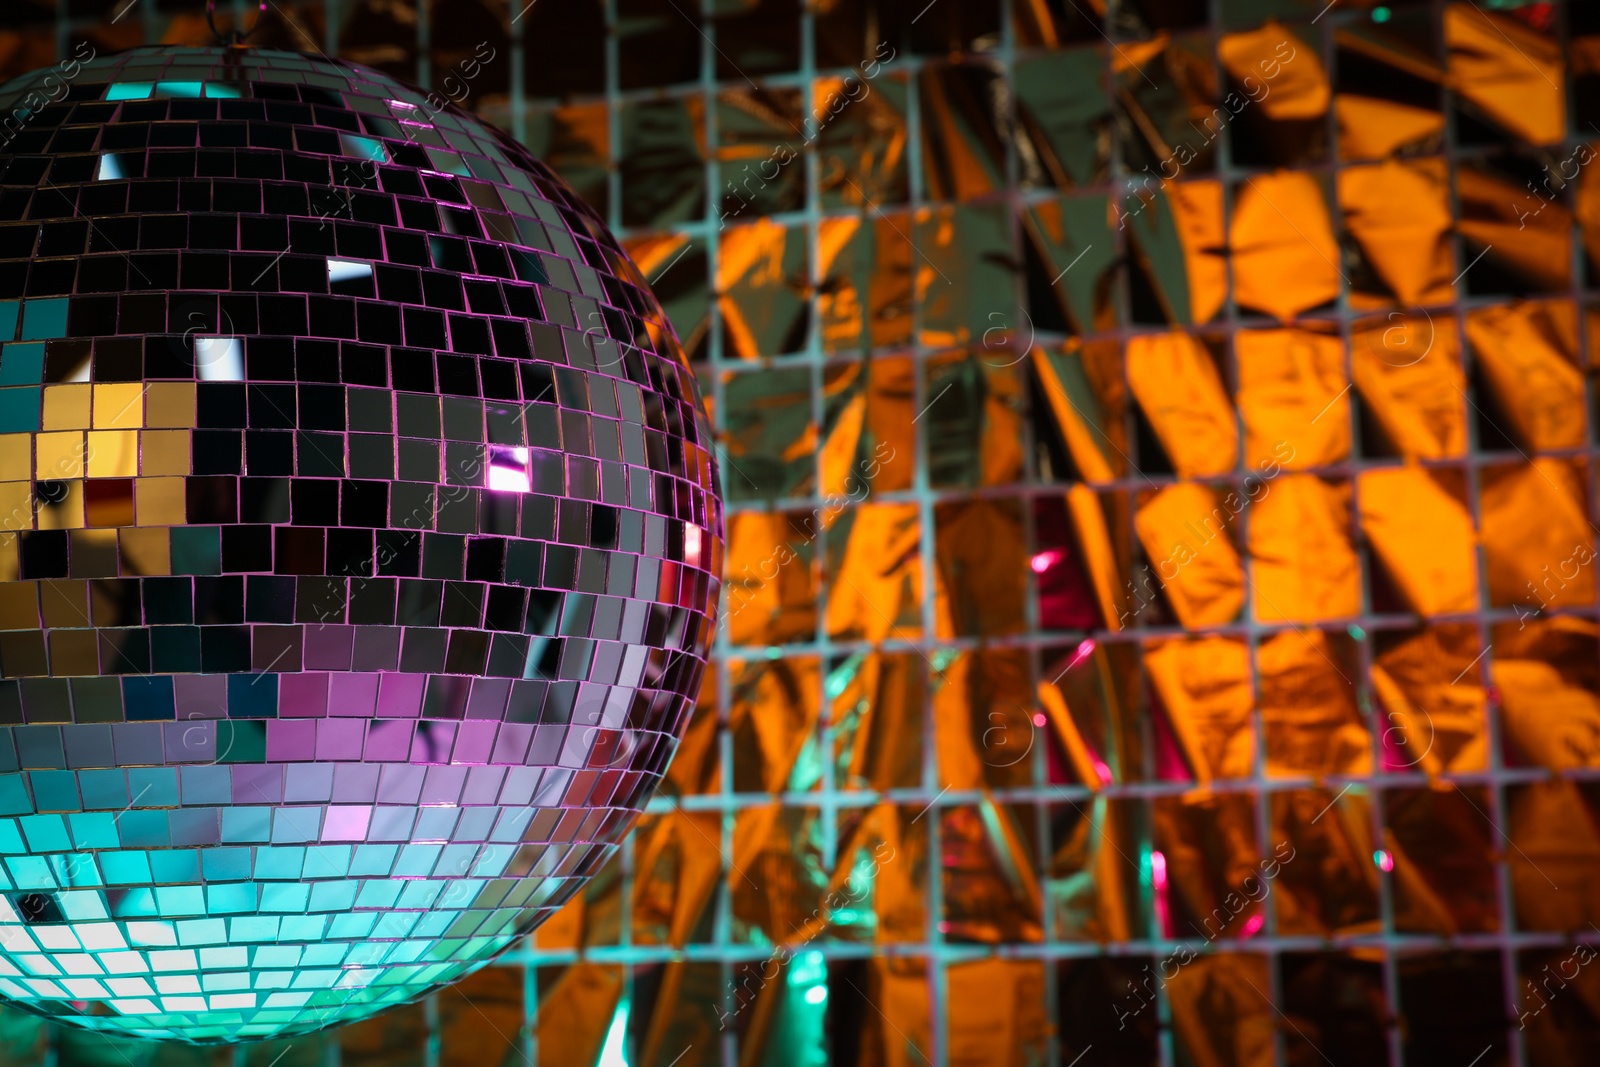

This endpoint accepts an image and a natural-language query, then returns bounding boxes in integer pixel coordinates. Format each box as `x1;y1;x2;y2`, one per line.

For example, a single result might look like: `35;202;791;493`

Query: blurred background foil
3;0;1600;1064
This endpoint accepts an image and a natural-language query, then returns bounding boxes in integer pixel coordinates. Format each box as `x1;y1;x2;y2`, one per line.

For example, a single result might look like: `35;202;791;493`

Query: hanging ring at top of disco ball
206;1;269;46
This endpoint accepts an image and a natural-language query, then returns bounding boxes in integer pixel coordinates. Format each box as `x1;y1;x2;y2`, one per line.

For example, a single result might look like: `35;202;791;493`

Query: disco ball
0;44;722;1042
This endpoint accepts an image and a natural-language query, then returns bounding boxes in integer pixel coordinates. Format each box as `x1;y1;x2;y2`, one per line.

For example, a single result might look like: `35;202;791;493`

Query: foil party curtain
3;1;1600;1066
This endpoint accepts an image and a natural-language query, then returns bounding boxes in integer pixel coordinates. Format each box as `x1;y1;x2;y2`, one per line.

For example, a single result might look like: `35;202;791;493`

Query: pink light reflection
1150;849;1171;938
488;447;531;493
1240;912;1265;939
1090;757;1113;786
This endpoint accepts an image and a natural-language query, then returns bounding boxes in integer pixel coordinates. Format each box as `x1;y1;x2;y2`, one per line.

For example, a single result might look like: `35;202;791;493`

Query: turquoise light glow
0;42;724;1048
772;950;829;1067
598;999;630;1067
341;133;389;163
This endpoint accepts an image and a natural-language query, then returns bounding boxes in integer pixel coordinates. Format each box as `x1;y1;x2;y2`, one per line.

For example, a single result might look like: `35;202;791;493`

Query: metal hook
206;1;268;46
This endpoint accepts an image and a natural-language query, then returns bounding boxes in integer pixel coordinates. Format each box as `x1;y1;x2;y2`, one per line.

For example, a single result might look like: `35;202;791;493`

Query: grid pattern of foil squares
0;44;723;1045
2;0;1600;1066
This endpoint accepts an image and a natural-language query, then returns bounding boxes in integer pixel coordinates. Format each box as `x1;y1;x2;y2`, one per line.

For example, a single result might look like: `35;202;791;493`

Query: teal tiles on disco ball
0;44;722;1044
